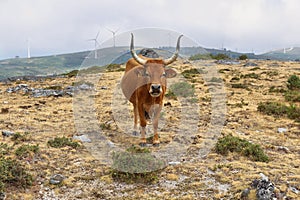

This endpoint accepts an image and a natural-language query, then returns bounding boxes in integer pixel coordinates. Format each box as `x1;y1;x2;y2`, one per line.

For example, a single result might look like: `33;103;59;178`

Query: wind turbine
106;28;119;47
166;32;174;47
27;38;31;59
87;31;100;59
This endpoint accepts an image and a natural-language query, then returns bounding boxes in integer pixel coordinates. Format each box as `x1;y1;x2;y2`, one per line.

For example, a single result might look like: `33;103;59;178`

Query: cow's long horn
130;33;147;65
163;34;183;65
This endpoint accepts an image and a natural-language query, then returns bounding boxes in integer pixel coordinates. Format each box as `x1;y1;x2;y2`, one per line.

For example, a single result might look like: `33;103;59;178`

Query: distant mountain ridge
261;47;300;61
1;46;300;80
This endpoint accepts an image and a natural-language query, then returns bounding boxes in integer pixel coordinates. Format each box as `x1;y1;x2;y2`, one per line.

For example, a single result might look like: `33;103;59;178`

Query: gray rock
168;161;181;165
73;135;91;143
49;174;65;185
0;192;6;200
251;174;276;200
289;186;299;194
2;130;15;137
244;62;258;67
240;188;250;199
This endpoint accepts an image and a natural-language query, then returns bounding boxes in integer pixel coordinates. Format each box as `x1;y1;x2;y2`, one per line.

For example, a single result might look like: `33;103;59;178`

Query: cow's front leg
138;104;147;146
132;104;139;136
151;104;162;147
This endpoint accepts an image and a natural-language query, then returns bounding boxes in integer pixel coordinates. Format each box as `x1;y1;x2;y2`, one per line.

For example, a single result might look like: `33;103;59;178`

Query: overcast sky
0;0;299;59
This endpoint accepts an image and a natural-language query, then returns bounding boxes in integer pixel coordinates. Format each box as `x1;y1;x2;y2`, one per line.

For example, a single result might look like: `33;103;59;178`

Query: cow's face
135;61;177;97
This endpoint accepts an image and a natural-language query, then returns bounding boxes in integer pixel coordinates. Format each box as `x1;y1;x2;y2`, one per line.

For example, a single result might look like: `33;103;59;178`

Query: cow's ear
134;66;146;76
165;68;177;78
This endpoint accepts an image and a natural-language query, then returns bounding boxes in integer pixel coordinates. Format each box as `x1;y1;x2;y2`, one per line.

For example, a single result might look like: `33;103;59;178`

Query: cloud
0;0;300;59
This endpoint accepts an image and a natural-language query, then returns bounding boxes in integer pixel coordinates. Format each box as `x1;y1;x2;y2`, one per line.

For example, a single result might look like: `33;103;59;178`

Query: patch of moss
0;158;33;192
47;137;80;149
215;135;269;162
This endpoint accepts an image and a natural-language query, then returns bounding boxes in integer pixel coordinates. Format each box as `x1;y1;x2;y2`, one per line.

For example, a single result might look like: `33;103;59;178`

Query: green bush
287;75;300;90
241;73;259;79
167;82;195;98
48;137;80;149
215;135;269;162
211;53;230;60
111;145;165;183
238;54;248;60
285;90;300;102
0;158;33;192
15;144;39;158
257;101;300;121
189;54;212;60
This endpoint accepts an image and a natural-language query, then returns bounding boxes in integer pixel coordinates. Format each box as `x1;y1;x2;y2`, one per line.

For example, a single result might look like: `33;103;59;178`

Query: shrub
189;54;212;60
111;145;165;183
257;101;300;121
181;68;205;79
285;90;300;102
15;144;39;158
0;158;33;192
167;82;195;98
47;137;80;149
238;54;248;60
241;73;259;79
211;53;230;60
287;75;300;90
215;135;269;162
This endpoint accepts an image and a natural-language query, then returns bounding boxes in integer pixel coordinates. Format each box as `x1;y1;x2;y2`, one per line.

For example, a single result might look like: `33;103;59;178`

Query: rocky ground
0;59;299;199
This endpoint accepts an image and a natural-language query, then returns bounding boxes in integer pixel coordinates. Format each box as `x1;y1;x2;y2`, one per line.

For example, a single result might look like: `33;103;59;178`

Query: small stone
277;146;290;153
168;161;180;165
101;86;108;90
278;128;288;133
49;174;65;185
73;135;91;143
0;192;6;200
289;186;299;194
241;188;250;199
2;130;15;137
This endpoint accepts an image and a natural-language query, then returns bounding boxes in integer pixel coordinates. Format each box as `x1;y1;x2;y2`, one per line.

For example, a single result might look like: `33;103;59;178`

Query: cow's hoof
139;142;146;147
153;143;160;147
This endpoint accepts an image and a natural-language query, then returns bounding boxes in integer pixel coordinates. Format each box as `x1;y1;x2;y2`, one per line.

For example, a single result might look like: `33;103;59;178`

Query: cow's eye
161;72;166;77
144;71;150;77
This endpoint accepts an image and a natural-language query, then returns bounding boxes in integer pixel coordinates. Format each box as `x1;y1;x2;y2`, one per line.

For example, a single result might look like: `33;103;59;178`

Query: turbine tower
87;31;100;59
27;39;31;59
107;28;119;47
166;32;174;47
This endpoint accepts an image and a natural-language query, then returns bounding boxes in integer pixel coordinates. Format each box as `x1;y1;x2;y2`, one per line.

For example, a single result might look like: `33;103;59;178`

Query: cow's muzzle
150;84;162;97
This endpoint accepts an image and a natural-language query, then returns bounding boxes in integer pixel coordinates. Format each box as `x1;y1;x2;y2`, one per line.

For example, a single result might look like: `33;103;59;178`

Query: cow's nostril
151;85;161;90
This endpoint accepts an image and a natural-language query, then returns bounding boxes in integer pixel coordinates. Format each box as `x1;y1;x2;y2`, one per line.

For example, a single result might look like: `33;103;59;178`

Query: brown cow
121;33;183;146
